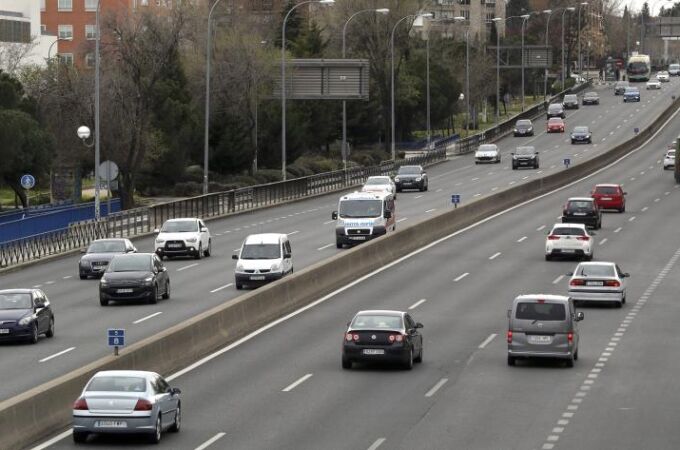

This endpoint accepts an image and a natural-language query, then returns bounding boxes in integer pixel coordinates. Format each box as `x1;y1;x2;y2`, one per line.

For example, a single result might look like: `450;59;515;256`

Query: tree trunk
3;176;27;208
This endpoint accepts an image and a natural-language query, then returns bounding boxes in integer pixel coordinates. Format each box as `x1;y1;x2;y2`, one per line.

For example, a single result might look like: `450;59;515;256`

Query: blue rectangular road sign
107;329;125;347
451;194;461;204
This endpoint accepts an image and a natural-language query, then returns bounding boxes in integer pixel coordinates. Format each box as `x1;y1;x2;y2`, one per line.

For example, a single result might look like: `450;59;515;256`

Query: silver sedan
72;370;181;443
567;262;629;308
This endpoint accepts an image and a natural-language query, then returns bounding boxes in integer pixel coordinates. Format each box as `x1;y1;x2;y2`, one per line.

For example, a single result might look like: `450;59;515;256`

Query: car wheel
414;346;423;363
545;254;552;261
586;252;594;261
620;205;625;213
195;243;203;260
28;323;38;344
534;163;539;169
571;140;575;144
507;355;516;366
404;348;414;370
622;295;627;305
342;356;352;369
72;431;88;444
424;183;428;191
475;161;479;165
615;301;623;308
79;273;87;280
100;296;109;306
162;281;170;300
336;239;343;249
46;317;55;338
512;164;517;170
419;185;424;192
566;356;575;368
236;283;243;290
396;188;402;193
149;414;162;444
204;240;211;257
149;285;158;304
574;349;579;361
169;403;181;432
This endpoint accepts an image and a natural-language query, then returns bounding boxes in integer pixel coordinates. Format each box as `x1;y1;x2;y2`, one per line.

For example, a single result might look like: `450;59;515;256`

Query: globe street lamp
46;36;73;61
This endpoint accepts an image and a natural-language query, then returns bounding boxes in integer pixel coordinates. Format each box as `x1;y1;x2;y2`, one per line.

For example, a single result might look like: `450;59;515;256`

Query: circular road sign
20;174;35;190
99;161;119;182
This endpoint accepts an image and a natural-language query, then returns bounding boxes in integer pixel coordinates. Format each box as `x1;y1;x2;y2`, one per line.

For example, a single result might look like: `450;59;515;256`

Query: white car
474;143;501;164
646;78;661;89
545;223;594;261
567;261;629;308
233;233;293;290
658;71;670;82
154;218;211;259
361;176;397;198
664;149;675;170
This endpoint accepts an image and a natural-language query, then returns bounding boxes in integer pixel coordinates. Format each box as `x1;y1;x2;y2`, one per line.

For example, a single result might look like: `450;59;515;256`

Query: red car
547;118;565;133
591;184;626;212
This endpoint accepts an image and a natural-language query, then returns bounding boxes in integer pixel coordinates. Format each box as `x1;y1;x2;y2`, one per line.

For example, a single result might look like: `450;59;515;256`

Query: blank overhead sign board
273;59;370;100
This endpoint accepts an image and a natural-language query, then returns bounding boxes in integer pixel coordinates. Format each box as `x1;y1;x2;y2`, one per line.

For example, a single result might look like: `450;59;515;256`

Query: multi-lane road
14;79;680;449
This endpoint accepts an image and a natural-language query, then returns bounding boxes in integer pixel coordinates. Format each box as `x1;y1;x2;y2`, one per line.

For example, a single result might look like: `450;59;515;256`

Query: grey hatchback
507;294;583;367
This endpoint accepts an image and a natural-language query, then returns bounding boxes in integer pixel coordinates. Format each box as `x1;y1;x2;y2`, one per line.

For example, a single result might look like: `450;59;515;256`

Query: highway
35;79;680;449
1;81;678;408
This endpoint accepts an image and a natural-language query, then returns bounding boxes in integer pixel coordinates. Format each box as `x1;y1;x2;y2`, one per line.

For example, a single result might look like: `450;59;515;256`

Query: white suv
154;218;211;259
545;223;594;261
664;149;675;170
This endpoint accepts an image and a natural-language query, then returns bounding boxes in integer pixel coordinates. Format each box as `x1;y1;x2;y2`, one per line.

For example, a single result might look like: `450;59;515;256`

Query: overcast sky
625;0;676;14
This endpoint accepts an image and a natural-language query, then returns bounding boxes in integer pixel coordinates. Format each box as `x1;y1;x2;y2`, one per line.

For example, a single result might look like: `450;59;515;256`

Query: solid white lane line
210;283;233;293
287;231;300;236
522;176;529;180
39;347;76;363
614;227;622;233
397;218;408;223
425;378;449;397
491;187;499;191
536;225;546;231
323;220;334;225
478;333;497;349
409;299;427;310
426;208;437;213
194;432;227;450
30;430;72;450
317;243;334;251
552;275;564;284
282;373;313;392
367;438;386;450
489;252;501;260
133;312;163;324
63;276;72;279
454;272;469;282
517;236;527;242
177;263;199;272
599;238;608;245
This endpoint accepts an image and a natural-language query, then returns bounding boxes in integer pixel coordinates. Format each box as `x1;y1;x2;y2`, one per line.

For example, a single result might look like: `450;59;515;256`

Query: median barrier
4;97;680;450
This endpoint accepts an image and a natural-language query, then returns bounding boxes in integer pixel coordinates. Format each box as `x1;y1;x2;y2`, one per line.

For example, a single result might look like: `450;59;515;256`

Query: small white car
361;176;397;198
154;218;211;260
545;223;594;261
474;144;501;164
664;149;676;170
646;78;661;89
567;262;629;308
233;233;293;290
658;71;670;82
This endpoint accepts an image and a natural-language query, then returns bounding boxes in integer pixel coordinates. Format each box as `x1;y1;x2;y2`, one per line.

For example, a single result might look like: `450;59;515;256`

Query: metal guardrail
0;149;445;268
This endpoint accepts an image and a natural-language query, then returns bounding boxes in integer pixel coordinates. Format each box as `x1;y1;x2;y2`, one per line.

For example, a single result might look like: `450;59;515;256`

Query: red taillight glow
134;399;153;411
605;280;621;287
73;398;88;410
547;235;560;240
388;334;405;343
345;333;359;342
507;330;513;343
577;236;590;241
567;332;574;343
570;279;585;286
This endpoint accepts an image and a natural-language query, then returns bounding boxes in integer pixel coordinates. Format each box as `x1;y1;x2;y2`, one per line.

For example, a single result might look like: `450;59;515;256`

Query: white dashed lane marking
408;298;427;310
454;272;469;282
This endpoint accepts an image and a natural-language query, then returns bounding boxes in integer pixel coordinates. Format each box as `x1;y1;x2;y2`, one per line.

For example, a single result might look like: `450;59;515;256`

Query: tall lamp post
94;0;102;220
561;7;575;90
520;14;530;111
342;7;389;176
46;36;73;61
390;12;433;161
491;16;524;123
281;0;335;181
577;3;588;79
542;9;554;101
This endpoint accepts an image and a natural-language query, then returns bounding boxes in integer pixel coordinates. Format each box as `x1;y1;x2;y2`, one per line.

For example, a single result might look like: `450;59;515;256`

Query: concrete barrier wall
4;97;679;450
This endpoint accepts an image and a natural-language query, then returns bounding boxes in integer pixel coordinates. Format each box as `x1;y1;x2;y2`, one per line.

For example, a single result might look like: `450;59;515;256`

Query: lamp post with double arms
561;7;575;90
520;14;530;111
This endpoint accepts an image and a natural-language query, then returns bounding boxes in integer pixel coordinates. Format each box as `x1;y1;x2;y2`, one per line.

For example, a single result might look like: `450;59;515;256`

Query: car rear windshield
595;186;618;194
585;92;597;97
577;265;616;277
515;302;566;321
161;220;198;233
573;127;589;133
339;199;382;218
515;147;535;155
365;178;389;185
567;200;594;210
517;120;531;126
87;376;147;392
240;243;280;260
670;64;680;70
351;314;402;329
564;95;577;102
397;166;420;175
548;104;562;112
549;118;562;124
108;255;151;272
88;241;125;253
551;227;585;236
0;293;31;309
478;144;497;152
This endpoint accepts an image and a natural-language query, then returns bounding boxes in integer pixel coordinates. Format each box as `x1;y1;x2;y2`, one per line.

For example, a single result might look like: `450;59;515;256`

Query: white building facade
0;0;55;72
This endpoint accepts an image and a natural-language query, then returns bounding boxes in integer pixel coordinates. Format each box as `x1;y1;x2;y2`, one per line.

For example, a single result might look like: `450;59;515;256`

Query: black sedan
571;126;592;144
79;238;137;279
562;197;602;229
99;253;170;306
342;310;423;370
394;165;428;192
582;91;600;105
513;119;534;136
0;289;54;344
511;146;539;169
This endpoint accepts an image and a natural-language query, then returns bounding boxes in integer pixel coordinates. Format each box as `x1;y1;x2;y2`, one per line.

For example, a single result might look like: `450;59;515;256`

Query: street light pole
562;8;575;91
577;3;588;80
542;10;554;101
94;0;101;220
426;32;430;147
520;14;530;111
465;29;470;135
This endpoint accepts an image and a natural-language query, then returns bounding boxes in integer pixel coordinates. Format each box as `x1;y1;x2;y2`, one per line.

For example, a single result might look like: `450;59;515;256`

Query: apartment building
427;0;507;41
0;0;56;71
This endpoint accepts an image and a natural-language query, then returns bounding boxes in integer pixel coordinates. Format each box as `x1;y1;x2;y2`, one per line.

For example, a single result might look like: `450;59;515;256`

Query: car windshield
585;92;597;97
338;199;382;218
108;255;151;272
628;62;648;74
365;178;390;186
567;200;594;210
0;293;32;309
595;186;618;194
668;150;676;157
240;243;280;260
87;376;147;392
577;265;616;277
517;120;531;127
549;118;562;124
564;95;577;101
351;314;402;329
670;64;680;70
624;87;639;93
573;127;589;133
161;220;198;233
515;147;535;155
87;240;126;253
548;104;562;112
477;145;497;152
551;227;585;236
397;166;420;175
515;302;566;321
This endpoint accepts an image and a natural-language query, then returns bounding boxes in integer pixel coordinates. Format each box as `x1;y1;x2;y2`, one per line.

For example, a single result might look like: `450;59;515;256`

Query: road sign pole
107;161;111;218
114;345;119;356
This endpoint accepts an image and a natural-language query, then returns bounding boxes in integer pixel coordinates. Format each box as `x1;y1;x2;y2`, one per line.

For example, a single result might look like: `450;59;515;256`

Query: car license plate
168;243;182;248
573;212;586;216
528;335;552;345
363;349;385;355
586;281;604;286
250;275;265;281
117;288;133;293
95;420;127;428
0;329;9;334
349;236;366;240
561;249;575;253
601;197;612;201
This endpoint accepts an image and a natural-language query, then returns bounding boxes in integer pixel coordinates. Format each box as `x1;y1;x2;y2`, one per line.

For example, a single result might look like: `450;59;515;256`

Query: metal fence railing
0;149;446;269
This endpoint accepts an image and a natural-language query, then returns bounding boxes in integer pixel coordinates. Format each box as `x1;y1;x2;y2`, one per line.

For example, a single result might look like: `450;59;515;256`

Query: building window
59;53;74;65
85;0;98;11
58;0;73;11
41;0;46;11
58;24;73;39
462;10;470;20
486;12;495;22
40;24;47;34
85;24;96;40
459;0;470;5
0;19;31;43
85;53;95;68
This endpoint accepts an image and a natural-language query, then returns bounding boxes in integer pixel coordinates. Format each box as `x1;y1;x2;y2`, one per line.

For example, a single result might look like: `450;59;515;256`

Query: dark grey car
0;289;54;344
562;94;579;109
511;146;539;169
99;253;170;306
79;239;137;279
394;165;428;192
582;91;599;105
614;81;629;95
513;119;534;136
570;126;592;144
547;103;566;119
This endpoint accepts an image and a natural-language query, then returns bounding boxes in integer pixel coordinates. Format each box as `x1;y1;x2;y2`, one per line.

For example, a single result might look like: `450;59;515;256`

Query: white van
331;191;396;248
232;233;293;290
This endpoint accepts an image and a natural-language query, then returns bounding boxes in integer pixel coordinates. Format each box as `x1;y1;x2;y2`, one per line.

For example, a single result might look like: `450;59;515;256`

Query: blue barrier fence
0;200;77;225
0;199;120;244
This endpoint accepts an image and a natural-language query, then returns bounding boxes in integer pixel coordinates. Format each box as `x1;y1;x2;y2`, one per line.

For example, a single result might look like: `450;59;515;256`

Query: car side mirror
590;232;596;236
34;300;45;309
283;253;291;259
232;254;239;260
200;227;208;232
535;151;539;155
161;266;167;272
623;273;630;277
154;228;160;234
384;210;392;219
331;211;338;220
576;312;585;321
80;248;87;254
566;272;574;276
171;387;181;396
415;322;424;329
623;192;628;195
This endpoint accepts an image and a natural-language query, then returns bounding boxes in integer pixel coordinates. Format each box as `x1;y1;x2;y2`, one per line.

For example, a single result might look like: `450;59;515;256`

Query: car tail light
507;330;513;343
567;332;574;343
577;236;590;241
134;399;153;411
570;279;585;286
388;334;405;343
73;398;89;410
547;235;560;240
605;280;621;287
345;333;359;342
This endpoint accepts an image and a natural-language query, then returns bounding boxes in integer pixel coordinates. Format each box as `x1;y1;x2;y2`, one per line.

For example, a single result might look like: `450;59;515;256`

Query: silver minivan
507;294;584;367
